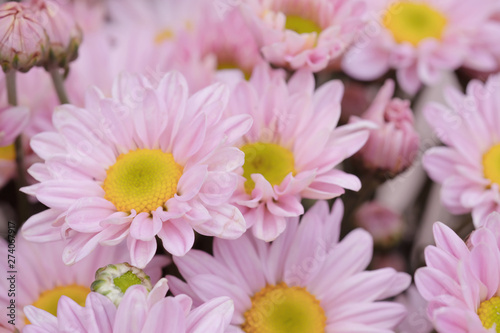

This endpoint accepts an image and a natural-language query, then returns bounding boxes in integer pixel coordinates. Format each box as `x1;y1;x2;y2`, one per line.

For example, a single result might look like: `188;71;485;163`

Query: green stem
49;67;70;104
6;70;29;223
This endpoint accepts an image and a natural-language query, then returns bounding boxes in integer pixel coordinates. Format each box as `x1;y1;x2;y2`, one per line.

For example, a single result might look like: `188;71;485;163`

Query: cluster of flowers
0;0;500;332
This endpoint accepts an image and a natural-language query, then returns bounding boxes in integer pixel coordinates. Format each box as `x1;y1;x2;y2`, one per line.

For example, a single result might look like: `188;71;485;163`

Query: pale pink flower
353;79;420;178
169;200;411;332
23;279;234;333
415;215;500;332
354;200;404;247
241;0;366;72
0;234;168;331
0;2;47;72
342;0;500;94
423;73;500;226
227;64;372;241
21;71;251;268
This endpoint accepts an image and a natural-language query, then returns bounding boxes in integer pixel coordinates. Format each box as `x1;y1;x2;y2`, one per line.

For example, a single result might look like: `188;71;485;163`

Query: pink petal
157;219;195;256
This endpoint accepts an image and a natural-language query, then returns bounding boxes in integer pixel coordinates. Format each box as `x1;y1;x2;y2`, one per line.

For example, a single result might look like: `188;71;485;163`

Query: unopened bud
354;201;404;248
0;2;47;72
91;263;152;306
29;0;82;69
353;79;420;179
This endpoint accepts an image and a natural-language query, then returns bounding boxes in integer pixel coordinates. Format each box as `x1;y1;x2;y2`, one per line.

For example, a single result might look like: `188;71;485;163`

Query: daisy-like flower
241;0;365;72
21;71;251;268
0;234;167;330
228;64;372;241
423;73;500;225
23;278;234;333
415;215;500;332
342;0;500;94
168;200;411;332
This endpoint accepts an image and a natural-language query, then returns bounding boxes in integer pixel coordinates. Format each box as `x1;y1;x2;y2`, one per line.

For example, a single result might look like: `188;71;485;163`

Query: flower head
342;0;500;94
241;0;365;72
0;2;47;72
423;73;500;225
23;279;234;333
169;200;411;332
353;79;420;178
21;71;251;268
228;64;372;241
415;215;500;332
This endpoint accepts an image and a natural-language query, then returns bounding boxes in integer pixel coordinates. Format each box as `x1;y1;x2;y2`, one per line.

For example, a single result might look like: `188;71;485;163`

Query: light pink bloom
241;0;365;72
353;79;419;177
415;215;500;332
23;279;234;333
169;200;411;332
423;73;500;226
0;2;47;72
227;65;372;241
21;71;251;268
342;0;500;94
354;200;404;247
0;234;168;330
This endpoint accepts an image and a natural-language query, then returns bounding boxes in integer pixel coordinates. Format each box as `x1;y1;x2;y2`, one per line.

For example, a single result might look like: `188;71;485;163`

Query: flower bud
0;2;47;72
354;201;404;248
29;0;82;69
91;262;153;306
353;79;420;179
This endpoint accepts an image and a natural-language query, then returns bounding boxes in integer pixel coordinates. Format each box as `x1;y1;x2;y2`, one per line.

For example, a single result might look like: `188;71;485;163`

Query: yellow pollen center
285;15;322;35
242;282;326;333
478;296;500;332
383;2;447;46
103;149;183;214
154;29;174;44
0;144;15;160
26;284;90;324
483;144;500;187
241;142;295;194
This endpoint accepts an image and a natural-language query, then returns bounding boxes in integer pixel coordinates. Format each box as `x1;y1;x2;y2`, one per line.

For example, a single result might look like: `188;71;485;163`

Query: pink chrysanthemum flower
415;215;500;332
423;74;500;225
241;0;365;72
23;278;234;333
0;234;167;330
227;65;371;241
21;71;251;268
342;0;500;94
168;200;411;332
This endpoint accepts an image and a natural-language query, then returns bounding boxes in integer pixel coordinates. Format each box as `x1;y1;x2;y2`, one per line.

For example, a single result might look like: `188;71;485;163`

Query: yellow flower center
285;15;322;35
26;284;90;324
0;144;15;160
103;149;183;214
154;29;174;44
483;144;500;187
242;282;326;333
241;142;295;194
478;296;500;332
383;1;447;46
